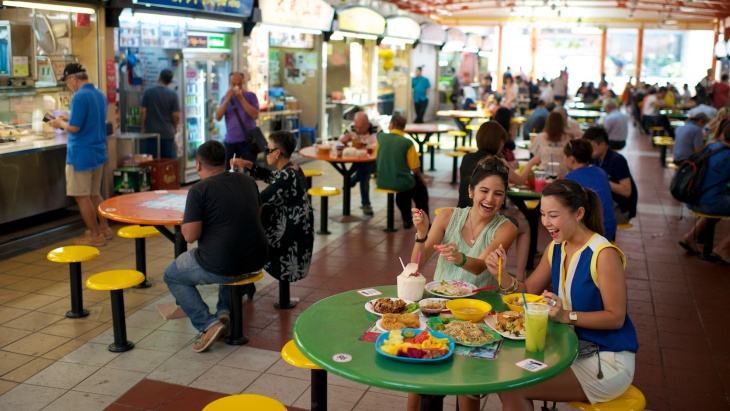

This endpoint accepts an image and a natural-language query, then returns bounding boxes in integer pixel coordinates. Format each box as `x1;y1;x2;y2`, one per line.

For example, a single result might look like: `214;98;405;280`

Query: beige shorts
571;350;635;404
66;164;104;197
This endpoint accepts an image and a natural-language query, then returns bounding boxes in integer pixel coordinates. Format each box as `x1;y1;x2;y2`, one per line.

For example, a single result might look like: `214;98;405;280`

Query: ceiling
382;1;730;26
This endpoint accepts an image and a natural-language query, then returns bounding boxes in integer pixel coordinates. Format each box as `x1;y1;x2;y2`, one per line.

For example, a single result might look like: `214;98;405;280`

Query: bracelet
453;252;467;267
499;277;518;294
415;233;428;243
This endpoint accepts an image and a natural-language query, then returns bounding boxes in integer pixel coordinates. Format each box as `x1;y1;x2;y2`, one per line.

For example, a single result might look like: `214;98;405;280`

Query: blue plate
375;328;455;363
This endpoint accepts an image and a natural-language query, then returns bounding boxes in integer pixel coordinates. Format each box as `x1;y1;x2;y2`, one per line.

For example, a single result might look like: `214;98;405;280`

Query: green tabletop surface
660;110;689;120
507;187;542;199
569;103;603;111
293;286;578;396
567;109;602;119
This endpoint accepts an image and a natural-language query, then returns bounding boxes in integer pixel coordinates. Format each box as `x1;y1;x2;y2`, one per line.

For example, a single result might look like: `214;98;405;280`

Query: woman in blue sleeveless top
485;179;638;409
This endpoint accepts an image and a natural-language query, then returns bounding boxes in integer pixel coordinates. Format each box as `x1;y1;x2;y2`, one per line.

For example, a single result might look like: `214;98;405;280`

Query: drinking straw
417;251;422;268
522;290;529;313
498;243;502;289
549;153;553;176
398;257;406;270
229;153;236;172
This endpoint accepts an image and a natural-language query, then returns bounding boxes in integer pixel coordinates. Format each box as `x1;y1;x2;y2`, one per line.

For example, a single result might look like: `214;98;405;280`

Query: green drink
525;303;550;352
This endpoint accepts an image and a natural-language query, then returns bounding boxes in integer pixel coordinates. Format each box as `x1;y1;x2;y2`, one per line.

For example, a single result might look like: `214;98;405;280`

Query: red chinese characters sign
106;60;117;104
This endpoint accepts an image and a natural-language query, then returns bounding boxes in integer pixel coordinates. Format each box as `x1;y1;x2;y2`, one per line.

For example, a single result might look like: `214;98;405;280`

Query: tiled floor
0;121;729;410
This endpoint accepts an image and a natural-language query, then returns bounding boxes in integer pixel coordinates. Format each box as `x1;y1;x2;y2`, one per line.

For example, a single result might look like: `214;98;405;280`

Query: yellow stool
86;270;145;352
282;340;327;410
524;200;540;210
203;394;286;411
47;245;100;318
308;187;341;235
652;136;674;168
447;130;467;150
456;146;478;153
434;207;454;216
445;151;466;185
425;141;441;172
569;385;646;411
690;210;729;261
303;169;323;201
649;126;665;143
375;187;400;232
223;271;263;345
617;223;633;230
118;225;160;288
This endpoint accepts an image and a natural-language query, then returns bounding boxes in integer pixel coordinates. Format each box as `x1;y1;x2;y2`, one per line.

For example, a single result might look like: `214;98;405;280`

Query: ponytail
582;187;605;236
542;179;605;236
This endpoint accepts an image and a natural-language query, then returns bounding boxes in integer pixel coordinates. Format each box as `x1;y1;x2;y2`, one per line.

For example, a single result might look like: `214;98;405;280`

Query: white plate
425;280;478;299
483;312;526;340
364;297;414;316
418;298;450;312
375;316;428;332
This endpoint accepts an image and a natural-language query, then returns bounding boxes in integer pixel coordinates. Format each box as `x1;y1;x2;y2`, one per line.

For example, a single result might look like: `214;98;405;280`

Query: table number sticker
333;353;352;363
516;359;548;372
155;190;168;194
357;289;382;297
105;208;116;212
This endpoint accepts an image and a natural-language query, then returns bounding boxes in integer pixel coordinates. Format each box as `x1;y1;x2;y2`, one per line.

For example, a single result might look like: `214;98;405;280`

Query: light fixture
193;18;241;29
183;48;232;54
381;37;416;46
330;31;378;41
259;24;322;35
120;11;241;29
3;1;95;14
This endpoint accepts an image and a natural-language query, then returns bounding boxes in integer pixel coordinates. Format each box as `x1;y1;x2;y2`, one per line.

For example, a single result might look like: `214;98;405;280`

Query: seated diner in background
601;98;629;150
484;179;638;411
339;112;381;216
672;112;709;164
641;87;674;137
407;155;518;411
530;111;572;178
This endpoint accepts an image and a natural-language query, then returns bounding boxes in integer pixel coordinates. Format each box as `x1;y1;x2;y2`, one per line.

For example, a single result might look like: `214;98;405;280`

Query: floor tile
90;326;153;346
0;274;26;287
0;383;66;411
0;289;29;305
157;317;200;335
173;341;239;364
146;357;213;386
73;367;147;397
24;361;99;389
292;384;366;411
2;332;70;357
4;278;58;293
156;386;227;411
4;293;64;311
133;330;195;353
42;390;117;411
0;350;34;375
40;318;106;338
124;309;168;330
113;378;184;410
219;345;281;372
105;348;172;373
41;338;87;360
189;364;260;394
0;326;31;349
60;342;121;367
1;357;55;382
267;357;310;380
352;391;409;411
2;311;65;332
242;373;310;406
0;380;18;396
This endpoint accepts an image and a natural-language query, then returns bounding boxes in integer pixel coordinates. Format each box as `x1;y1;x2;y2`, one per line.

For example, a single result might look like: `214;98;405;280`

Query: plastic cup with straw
497;243;502;289
399;257;406;270
230;153;237;173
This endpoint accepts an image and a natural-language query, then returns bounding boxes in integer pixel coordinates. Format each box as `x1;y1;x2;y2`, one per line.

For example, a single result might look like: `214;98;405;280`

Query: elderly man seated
339;112;382;216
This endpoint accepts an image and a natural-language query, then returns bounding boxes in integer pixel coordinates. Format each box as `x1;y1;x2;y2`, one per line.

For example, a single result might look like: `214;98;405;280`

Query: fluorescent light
478;50;492;57
3;1;95;14
193;18;241;29
260;24;322;35
463;46;479;53
332;30;378;41
381;37;415;46
571;27;602;35
183;48;231;54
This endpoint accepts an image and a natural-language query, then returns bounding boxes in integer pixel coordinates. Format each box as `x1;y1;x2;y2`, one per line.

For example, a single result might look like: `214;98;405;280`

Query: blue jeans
351;162;375;206
163;250;252;332
141;138;177;159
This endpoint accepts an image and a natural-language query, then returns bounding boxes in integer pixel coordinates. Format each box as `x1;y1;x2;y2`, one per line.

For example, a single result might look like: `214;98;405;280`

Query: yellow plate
502;293;544;313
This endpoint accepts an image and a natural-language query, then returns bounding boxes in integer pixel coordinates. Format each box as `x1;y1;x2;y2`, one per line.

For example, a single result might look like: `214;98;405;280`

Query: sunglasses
477;162;509;175
264;147;280;155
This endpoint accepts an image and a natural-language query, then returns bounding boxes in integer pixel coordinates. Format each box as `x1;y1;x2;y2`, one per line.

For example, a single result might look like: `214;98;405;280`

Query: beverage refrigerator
181;52;230;184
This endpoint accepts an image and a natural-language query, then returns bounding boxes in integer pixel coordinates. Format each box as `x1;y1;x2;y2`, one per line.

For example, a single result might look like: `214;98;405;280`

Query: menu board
119;21;141;48
160;24;185;49
141;23;160;47
119;20;187;50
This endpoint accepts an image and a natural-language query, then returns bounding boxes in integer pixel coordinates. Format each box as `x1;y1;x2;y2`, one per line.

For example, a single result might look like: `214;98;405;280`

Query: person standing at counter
412;67;430;124
140;69;181;158
215;72;259;167
49;63;112;247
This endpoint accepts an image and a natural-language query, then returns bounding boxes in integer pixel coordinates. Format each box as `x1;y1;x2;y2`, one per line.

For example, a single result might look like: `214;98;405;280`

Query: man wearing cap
673;112;709;164
141;69;181;158
49;63;111;246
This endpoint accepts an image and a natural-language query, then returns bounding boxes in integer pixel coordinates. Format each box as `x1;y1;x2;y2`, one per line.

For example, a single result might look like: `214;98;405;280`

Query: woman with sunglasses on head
230;131;314;307
483;179;637;411
407;155;518;411
458;121;540;282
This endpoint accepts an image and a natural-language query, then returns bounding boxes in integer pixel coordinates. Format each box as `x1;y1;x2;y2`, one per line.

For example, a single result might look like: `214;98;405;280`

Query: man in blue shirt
412;67;430;124
601;98;629;150
673;113;709;163
582;127;638;224
49;63;111;246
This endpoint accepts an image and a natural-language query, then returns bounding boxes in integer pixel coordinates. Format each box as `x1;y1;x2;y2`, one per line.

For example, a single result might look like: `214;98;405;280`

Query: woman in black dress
231;131;314;308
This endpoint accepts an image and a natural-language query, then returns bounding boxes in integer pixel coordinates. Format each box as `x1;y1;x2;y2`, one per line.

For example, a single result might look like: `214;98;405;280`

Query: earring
469;194;473;198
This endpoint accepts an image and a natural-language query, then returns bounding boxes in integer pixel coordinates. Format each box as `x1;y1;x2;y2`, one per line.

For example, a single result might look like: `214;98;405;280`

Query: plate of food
376;328;455;362
427;317;502;346
425;280;477;298
484;311;526;340
375;313;427;332
365;297;416;316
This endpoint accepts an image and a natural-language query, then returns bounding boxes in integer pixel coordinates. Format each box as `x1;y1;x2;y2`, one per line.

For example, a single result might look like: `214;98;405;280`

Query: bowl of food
446;299;491;322
418;298;446;317
502;293;543;313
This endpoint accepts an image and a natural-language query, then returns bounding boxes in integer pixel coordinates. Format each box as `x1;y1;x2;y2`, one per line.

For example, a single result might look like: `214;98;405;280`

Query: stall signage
336;6;385;36
260;0;334;32
419;23;446;46
385;16;420;41
132;0;254;18
188;35;208;48
208;34;230;49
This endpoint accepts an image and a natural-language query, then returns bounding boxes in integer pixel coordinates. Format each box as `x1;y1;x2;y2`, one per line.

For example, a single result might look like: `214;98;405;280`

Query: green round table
293;286;578;411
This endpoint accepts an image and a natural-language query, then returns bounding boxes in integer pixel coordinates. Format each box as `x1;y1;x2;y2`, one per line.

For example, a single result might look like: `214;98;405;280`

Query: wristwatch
415;233;428;243
569;311;578;324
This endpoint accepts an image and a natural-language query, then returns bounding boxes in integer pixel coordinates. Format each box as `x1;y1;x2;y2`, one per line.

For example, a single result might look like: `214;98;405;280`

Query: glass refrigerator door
184;60;206;177
208;59;230;142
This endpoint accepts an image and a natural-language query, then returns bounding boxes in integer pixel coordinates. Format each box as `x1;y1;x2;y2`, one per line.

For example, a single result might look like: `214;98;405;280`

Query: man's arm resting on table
609;177;632;198
182;221;202;243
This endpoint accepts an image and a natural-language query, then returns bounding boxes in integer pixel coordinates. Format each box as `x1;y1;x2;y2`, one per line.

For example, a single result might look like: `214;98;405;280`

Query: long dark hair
470;155;509;191
544;112;566;143
475;121;507;154
542;178;604;236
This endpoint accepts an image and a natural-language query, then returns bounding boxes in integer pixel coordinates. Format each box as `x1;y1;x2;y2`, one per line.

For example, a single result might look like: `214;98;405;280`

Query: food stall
326;6;385;138
412;22;445;122
377;16;420;117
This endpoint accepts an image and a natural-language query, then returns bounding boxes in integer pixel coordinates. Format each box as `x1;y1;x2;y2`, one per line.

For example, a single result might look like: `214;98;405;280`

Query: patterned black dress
250;163;314;282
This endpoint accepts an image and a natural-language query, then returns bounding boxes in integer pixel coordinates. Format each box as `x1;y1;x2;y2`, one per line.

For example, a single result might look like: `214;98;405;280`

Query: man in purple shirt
214;72;260;167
